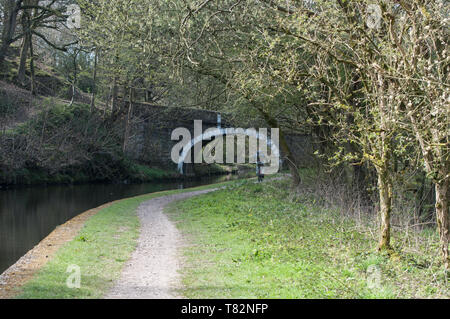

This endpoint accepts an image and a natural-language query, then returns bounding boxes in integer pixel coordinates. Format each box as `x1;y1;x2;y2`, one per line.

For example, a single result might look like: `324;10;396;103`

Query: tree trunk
17;35;30;84
123;87;134;153
105;86;111;112
28;32;36;95
0;0;21;72
377;168;393;252
111;77;119;114
90;49;98;113
408;114;448;268
17;2;35;84
69;50;79;107
279;131;301;187
375;73;393;252
435;178;449;270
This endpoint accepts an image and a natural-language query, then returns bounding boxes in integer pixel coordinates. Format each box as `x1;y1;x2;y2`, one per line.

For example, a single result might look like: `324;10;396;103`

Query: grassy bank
166;178;449;299
0;163;179;187
0;100;183;187
15;180;235;299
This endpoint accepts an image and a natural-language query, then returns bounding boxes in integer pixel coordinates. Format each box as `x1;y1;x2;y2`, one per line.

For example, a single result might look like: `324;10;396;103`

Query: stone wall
126;103;226;168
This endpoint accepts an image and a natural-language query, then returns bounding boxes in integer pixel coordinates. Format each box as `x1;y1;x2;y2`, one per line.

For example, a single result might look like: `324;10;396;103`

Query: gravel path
105;189;217;299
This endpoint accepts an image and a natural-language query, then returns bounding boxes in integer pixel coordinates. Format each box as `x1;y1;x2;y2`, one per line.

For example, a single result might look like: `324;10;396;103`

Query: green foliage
127;162;176;182
77;71;96;94
15;100;88;133
53;50;96;94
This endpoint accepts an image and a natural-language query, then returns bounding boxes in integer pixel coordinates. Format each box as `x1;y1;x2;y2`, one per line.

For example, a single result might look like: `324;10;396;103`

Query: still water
0;175;237;274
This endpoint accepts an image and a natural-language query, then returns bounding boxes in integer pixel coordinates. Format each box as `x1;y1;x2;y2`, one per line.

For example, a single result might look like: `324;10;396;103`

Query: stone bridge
125;102;313;175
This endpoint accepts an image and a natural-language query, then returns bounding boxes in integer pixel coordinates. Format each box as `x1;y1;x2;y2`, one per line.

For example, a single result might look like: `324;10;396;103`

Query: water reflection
0;175;237;274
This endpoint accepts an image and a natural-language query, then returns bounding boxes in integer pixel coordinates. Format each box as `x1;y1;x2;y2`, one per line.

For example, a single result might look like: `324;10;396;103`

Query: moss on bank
0;161;180;187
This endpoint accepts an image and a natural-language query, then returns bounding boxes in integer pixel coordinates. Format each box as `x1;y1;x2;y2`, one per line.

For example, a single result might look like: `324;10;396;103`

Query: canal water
0;175;238;274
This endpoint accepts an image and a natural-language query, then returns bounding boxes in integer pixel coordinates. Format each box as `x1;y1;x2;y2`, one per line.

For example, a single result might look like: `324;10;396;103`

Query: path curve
105;189;216;299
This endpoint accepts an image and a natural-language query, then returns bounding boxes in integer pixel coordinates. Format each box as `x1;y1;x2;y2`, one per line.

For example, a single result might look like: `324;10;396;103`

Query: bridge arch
177;127;280;174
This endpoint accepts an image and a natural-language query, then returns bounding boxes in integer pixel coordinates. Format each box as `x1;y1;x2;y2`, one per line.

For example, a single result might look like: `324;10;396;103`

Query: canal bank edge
0;180;235;299
0;201;116;299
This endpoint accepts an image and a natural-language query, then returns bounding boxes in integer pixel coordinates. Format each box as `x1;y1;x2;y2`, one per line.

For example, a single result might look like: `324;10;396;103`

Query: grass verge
15;180;236;299
166;178;449;299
